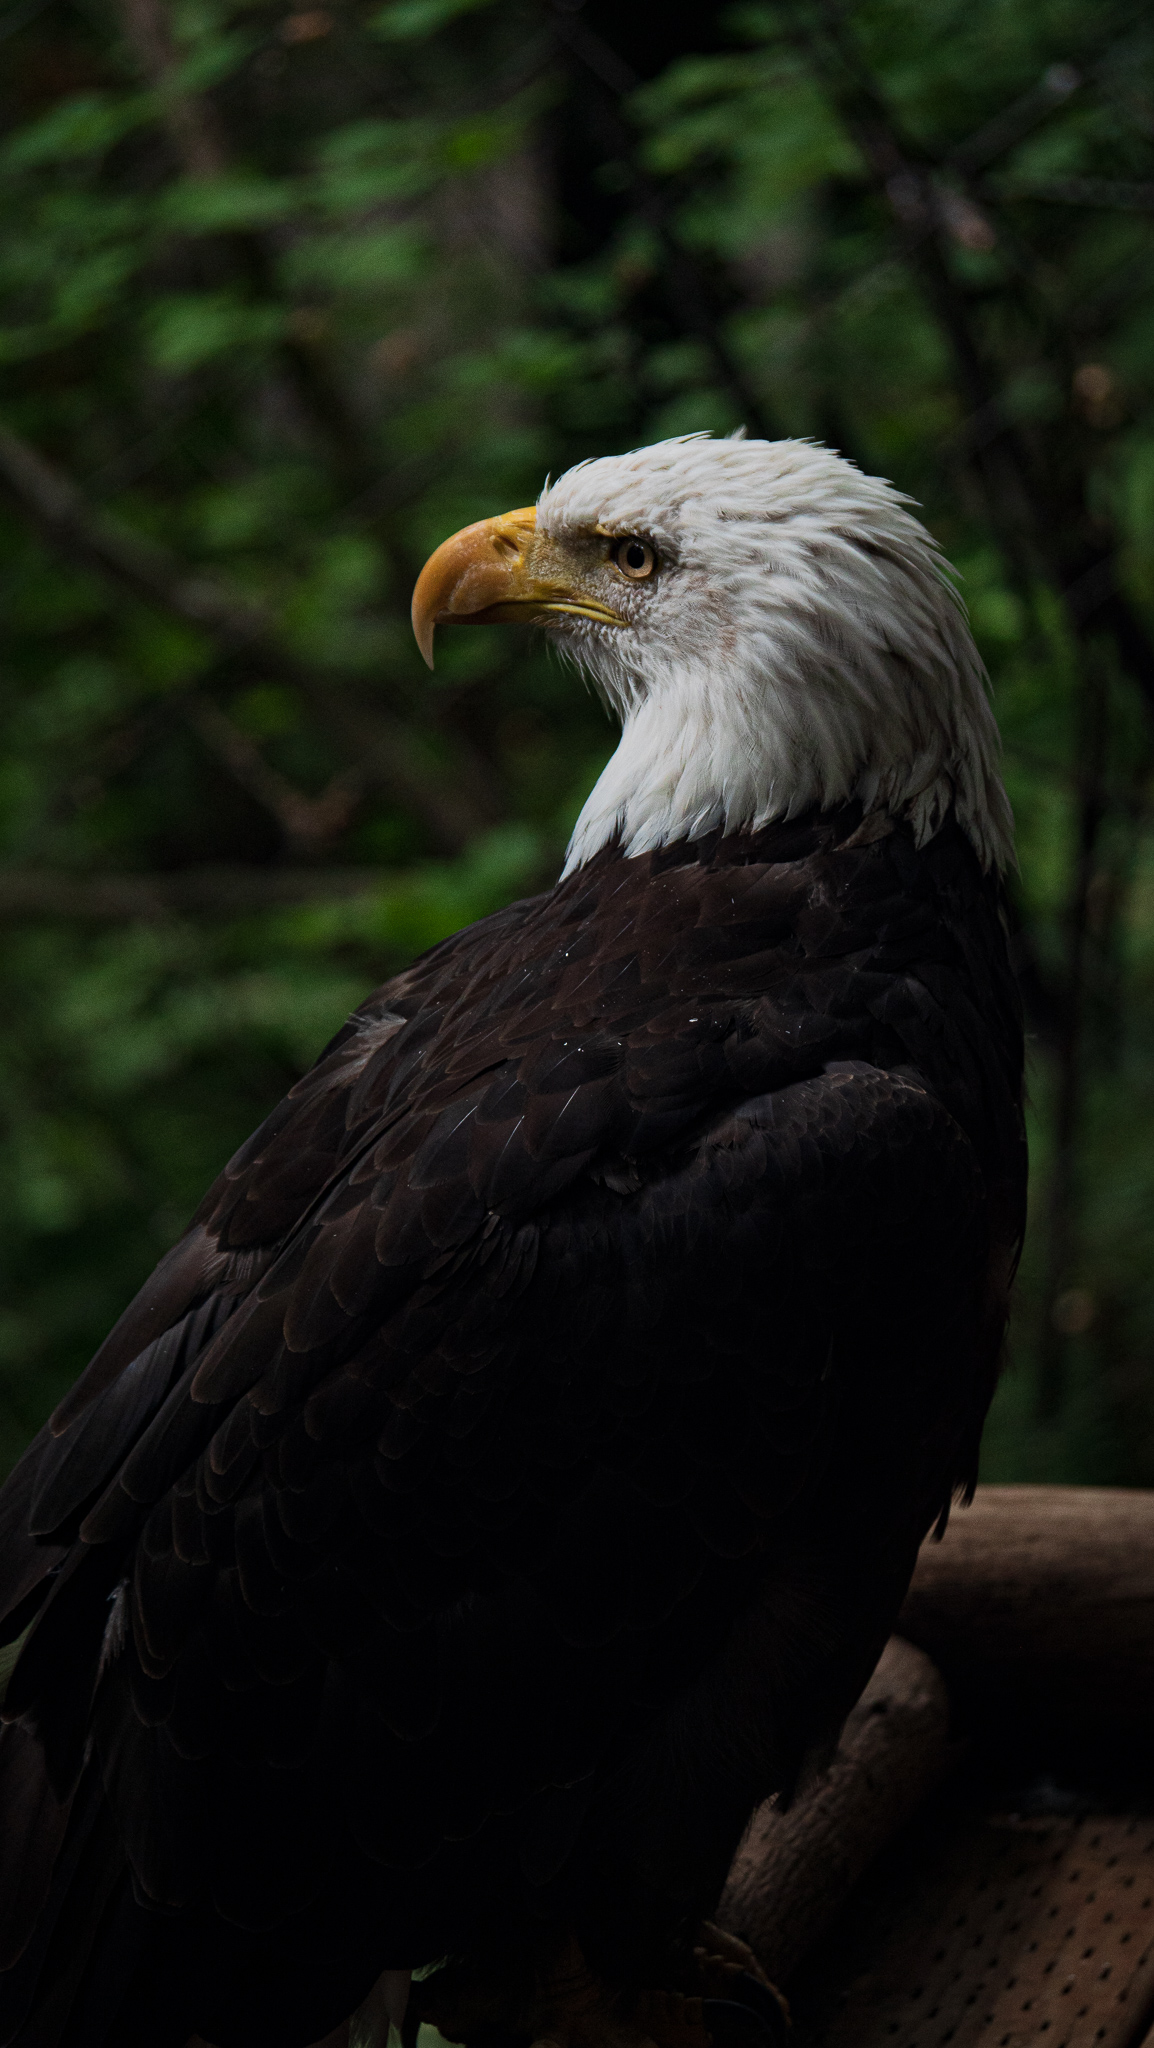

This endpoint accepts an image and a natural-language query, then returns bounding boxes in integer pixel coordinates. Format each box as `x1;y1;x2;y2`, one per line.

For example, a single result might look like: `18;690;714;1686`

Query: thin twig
946;60;1083;176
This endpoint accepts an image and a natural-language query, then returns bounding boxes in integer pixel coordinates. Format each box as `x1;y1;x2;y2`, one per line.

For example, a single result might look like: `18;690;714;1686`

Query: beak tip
411;505;538;672
412;606;436;669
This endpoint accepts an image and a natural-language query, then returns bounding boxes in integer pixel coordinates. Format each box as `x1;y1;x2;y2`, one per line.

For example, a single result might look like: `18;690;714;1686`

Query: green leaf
0;93;150;168
370;0;495;42
159;173;298;235
144;290;285;371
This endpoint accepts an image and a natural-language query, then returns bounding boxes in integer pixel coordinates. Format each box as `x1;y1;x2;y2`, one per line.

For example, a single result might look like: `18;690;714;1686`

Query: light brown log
718;1636;957;1984
898;1482;1154;1733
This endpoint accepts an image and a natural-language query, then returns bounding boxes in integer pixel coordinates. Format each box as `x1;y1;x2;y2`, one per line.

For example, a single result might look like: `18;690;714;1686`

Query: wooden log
718;1636;958;1984
898;1483;1154;1734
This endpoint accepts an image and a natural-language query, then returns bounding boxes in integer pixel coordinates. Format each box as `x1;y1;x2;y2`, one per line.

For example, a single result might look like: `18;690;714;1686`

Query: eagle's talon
692;1923;772;1992
684;1924;790;2048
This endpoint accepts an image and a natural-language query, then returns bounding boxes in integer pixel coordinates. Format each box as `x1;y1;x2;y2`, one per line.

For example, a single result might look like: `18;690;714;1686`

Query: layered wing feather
0;811;1017;2012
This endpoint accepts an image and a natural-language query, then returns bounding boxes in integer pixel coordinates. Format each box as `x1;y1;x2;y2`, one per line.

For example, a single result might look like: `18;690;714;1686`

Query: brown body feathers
0;806;1024;2048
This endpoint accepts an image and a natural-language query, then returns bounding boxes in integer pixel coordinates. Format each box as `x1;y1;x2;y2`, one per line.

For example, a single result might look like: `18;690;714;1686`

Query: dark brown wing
3;1051;985;1933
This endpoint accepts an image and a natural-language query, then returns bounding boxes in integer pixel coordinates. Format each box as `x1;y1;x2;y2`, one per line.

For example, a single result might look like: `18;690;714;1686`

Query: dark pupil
625;542;646;568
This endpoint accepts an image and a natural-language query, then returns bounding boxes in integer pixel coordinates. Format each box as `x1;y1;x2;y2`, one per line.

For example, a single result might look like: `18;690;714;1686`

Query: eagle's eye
610;537;656;581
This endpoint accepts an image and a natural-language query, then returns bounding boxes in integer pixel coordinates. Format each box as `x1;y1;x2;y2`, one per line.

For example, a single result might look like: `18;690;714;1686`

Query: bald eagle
0;436;1024;2048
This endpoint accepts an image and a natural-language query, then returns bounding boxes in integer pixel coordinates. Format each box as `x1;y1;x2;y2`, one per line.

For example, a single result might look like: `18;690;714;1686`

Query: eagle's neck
563;680;771;877
562;650;1014;879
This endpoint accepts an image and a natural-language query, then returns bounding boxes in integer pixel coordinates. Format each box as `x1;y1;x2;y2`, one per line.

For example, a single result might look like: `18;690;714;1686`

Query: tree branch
116;0;228;176
0;417;269;643
945;58;1082;177
0;414;500;853
551;8;783;440
786;8;1154;722
179;693;365;854
996;173;1154;211
113;0;377;498
0;866;395;922
107;0;525;822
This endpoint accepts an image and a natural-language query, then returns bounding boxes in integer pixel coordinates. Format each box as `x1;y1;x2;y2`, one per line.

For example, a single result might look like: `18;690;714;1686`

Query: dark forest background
0;0;1152;1481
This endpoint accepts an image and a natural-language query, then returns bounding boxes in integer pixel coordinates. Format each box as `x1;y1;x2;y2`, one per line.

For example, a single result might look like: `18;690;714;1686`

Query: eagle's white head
412;434;1014;875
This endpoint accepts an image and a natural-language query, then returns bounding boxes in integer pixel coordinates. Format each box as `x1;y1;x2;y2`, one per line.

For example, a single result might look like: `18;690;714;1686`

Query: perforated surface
791;1812;1154;2048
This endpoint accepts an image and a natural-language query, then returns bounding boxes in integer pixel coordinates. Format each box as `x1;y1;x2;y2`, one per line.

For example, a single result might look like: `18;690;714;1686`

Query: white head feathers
534;434;1013;876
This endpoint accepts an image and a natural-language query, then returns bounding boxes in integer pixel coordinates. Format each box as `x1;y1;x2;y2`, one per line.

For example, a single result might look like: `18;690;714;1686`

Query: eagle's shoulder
50;803;1017;1441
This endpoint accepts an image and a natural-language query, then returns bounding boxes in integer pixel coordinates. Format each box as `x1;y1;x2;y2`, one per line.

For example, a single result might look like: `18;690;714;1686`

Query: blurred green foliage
0;0;1152;1478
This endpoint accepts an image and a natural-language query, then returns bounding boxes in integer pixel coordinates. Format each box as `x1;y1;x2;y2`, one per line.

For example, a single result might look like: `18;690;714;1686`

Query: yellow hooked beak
410;506;626;669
